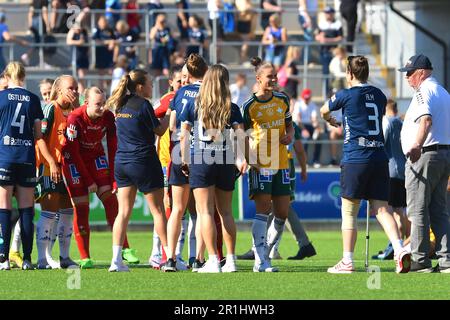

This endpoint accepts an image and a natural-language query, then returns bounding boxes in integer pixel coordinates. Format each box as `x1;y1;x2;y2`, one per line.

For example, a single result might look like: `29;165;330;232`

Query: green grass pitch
0;230;449;300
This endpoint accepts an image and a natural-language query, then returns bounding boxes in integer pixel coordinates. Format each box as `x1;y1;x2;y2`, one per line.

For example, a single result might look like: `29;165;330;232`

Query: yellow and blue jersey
242;92;292;169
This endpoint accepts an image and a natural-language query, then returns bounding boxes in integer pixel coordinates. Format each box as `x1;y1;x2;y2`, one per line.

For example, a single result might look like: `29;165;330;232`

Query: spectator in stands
148;0;164;26
176;0;190;40
236;0;256;64
125;0;141;37
340;0;359;53
92;16;115;92
230;73;250;107
260;0;282;30
0;10;29;71
186;15;208;59
89;0;106;27
207;0;224;38
262;13;287;70
278;46;301;108
110;54;127;96
29;1;51;38
51;0;80;33
114;20;138;70
220;0;237;36
67;22;89;93
329;46;347;92
293;88;322;167
315;6;343;96
105;0;122;29
150;14;173;76
298;0;318;42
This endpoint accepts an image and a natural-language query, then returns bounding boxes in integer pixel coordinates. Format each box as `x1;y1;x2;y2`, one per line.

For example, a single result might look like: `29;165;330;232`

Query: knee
341;198;359;230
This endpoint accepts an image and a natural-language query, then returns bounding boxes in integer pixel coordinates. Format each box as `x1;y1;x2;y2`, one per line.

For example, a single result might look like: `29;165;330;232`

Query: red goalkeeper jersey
62;104;117;187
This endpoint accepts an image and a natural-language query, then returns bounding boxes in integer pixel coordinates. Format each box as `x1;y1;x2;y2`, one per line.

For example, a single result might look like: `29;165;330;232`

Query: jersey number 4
11;103;25;134
365;103;380;136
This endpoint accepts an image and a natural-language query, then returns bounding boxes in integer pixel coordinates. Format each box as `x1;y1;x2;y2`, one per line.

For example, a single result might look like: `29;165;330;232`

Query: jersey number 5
365;102;380;136
12;103;25;134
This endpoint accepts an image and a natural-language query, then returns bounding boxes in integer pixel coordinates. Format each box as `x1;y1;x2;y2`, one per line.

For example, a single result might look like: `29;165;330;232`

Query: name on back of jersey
7;93;31;102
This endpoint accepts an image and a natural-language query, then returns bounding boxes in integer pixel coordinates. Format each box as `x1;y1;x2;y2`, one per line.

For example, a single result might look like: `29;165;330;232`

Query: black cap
398;54;433;72
324;6;335;14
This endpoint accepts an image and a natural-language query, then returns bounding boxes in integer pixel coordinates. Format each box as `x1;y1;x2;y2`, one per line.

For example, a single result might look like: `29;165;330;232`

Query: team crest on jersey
67;124;77;141
41;119;48;131
256;111;263;118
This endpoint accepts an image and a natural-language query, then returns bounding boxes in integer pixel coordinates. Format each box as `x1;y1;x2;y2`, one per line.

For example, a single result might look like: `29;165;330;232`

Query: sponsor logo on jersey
67;124;78;141
260;118;284;129
116;113;133;119
41;119;48;132
2;135;32;146
266;108;274;116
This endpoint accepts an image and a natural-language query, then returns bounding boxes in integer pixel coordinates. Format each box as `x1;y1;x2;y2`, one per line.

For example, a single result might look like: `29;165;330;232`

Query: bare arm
154;110;171;137
293;139;307;182
34;120;60;183
406;115;432;163
179;122;191;176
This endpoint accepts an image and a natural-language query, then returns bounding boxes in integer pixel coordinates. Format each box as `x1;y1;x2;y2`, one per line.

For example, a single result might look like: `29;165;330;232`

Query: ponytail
106;69;148;113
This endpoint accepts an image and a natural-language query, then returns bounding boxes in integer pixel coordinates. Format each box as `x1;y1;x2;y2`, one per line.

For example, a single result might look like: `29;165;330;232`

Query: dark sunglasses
406;69;417;77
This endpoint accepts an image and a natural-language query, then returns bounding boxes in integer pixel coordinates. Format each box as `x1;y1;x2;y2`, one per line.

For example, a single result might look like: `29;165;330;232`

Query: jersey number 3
11;103;25;134
365;102;380;136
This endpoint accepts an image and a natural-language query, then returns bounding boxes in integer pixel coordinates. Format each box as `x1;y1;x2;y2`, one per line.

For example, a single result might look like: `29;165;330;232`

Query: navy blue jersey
170;82;201;143
115;95;161;163
0;87;43;164
329;84;388;163
180;102;243;156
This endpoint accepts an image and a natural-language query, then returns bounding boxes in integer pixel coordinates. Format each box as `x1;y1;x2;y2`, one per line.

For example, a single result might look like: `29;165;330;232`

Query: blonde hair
49;75;76;101
85;86;105;102
4;61;26;84
106;69;148;113
195;64;231;132
285;46;300;62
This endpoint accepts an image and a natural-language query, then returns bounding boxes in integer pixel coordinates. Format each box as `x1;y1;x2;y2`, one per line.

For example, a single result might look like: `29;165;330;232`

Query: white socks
188;213;197;260
392;239;404;254
176;216;188;259
266;217;285;258
252;214;268;264
343;251;354;263
10;221;21;252
57;208;73;259
36;211;56;262
151;228;162;257
112;245;123;264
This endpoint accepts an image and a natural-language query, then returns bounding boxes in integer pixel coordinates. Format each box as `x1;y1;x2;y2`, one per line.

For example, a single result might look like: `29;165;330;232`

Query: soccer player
62;86;139;269
242;56;294;272
35;75;80;269
164;54;208;272
107;69;170;272
0;62;53;270
150;65;189;270
320;55;411;274
179;64;247;273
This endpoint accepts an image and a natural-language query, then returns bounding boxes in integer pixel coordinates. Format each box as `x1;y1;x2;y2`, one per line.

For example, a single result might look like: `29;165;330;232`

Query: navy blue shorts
189;163;236;191
340;161;389;201
388;178;406;208
115;160;164;193
0;162;37;187
168;162;189;186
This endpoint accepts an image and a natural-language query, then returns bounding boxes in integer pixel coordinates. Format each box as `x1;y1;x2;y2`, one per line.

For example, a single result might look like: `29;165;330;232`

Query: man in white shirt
230;73;251;108
399;54;450;273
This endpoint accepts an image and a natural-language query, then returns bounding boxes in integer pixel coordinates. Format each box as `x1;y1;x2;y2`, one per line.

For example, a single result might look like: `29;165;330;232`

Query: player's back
337;84;388;163
115;95;160;163
171;82;201;143
0;87;42;164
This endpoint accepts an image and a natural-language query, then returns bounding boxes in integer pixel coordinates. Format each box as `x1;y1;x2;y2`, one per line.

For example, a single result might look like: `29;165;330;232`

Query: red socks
73;203;90;259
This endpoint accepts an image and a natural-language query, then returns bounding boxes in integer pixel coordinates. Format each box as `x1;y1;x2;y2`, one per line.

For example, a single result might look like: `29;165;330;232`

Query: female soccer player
0;62;53;270
320;55;410;274
62;86;138;269
179;64;247;273
164;54;208;272
242;57;294;272
150;65;189;270
35;75;80;269
107;69;170;272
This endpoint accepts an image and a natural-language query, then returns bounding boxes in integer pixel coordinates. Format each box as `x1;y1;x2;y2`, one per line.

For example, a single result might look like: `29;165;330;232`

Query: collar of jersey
252;92;274;103
7;85;25;89
354;83;369;87
192;80;202;85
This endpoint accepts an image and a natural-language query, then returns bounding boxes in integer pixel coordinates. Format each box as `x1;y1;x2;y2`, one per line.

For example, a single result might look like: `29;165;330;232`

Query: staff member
399;54;450;273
